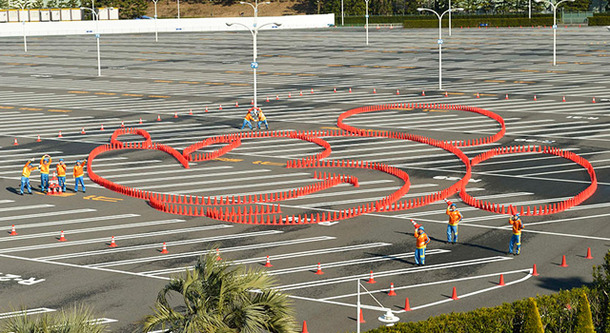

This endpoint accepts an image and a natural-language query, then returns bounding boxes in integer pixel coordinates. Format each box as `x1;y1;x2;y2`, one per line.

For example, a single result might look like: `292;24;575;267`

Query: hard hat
76;160;81;163
450;203;457;207
418;226;424;232
59;158;64;162
514;213;520;217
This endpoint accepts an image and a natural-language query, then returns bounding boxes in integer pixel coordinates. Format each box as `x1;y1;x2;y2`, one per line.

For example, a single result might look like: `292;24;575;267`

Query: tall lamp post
152;0;159;42
177;0;180;19
81;7;101;77
417;7;463;90
341;0;344;26
534;0;574;66
15;0;32;53
356;281;400;333
365;0;369;45
225;20;281;111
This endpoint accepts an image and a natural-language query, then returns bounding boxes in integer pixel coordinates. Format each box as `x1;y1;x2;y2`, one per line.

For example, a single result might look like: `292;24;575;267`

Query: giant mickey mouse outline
86;102;597;224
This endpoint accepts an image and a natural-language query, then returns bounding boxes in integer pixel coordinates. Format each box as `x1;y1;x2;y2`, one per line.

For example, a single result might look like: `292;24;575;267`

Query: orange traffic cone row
264;255;273;267
58;230;66;242
585;247;593;259
160;242;168;254
451;286;458;300
388;283;397;296
498;274;505;286
36;135;41;142
109;236;117;248
560;255;568;267
404;297;412;311
10;225;17;236
367;270;376;283
13;138;18;146
359;309;366;323
315;262;324;275
532;264;539;276
301;320;309;333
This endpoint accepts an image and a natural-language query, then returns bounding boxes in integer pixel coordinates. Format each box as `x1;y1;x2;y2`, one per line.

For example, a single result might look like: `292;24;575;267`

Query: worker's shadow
6;187;20;195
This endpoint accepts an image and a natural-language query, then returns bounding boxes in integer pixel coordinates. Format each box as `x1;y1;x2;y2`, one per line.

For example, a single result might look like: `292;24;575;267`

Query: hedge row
403;17;554;28
588;16;610;25
365;286;608;333
342;14;551;25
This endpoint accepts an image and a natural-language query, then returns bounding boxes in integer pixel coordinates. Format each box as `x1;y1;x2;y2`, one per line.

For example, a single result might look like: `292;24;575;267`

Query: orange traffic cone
266;97;270;102
498;274;505;286
58;230;66;242
421;90;425;96
310;88;314;94
333;87;337;93
388;283;397;296
451;286;458;300
299;91;303;96
157;115;161;121
476;92;480;98
13;138;18;146
505;94;509;100
585;247;593;259
205;107;209;112
235;101;239;107
174;112;178;118
57;131;63;138
9;225;17;236
121;121;125;127
367;270;376;284
160;242;168;254
276;95;279;100
219;104;223;110
81;128;86;134
533;95;537;101
396;89;400;95
189;109;193;115
560;255;568;267
348;88;352;93
592;97;596;103
288;92;292;98
264;255;273;267
36;135;41;142
359;309;366;323
139;118;143;124
562;96;566;102
109;236;117;248
100;124;105;131
315;262;324;275
404;297;412;311
532;264;539;276
216;248;222;261
373;88;376;94
301;320;309;333
444;91;448;97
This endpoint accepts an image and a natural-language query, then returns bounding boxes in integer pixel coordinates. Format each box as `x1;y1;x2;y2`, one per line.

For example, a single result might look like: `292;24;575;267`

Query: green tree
523;297;544;333
141;250;295;333
575;291;595;332
0;305;107;333
593;250;610;333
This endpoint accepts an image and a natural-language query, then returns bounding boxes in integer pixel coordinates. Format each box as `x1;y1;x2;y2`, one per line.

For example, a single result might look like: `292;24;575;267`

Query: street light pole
81;7;101;76
365;0;369;45
418;7;463;90
16;1;30;53
535;0;574;66
448;0;452;36
177;0;180;19
152;0;159;42
341;0;344;26
529;0;532;19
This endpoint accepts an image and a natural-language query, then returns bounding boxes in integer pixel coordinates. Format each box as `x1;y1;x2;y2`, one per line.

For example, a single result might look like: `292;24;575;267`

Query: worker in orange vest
444;199;463;244
241;111;255;130
257;108;269;130
56;158;67;193
73;160;87;193
39;154;52;192
414;225;430;266
20;159;38;195
508;213;524;255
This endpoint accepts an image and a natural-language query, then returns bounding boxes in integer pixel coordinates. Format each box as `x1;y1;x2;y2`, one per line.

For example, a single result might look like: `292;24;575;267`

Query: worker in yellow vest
39;154;52;192
20;159;38;195
257;109;269;130
241;111;255;130
56;158;67;193
73;160;87;193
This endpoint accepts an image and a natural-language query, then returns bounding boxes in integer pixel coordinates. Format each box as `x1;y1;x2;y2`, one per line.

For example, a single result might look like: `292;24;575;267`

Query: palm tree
141;250;295;333
0;305;107;333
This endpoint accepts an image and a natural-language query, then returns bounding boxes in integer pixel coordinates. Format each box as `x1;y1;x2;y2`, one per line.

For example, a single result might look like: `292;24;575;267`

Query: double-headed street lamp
417;7;463;90
81;7;101;77
534;0;574;66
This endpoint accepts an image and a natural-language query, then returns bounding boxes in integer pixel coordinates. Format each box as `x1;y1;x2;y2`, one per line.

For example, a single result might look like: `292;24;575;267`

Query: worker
39;154;52;192
73;160;86;193
241;111;255;130
257;109;269;130
508;213;524;255
20;159;38;195
444;199;463;244
56;158;67;193
414;225;430;266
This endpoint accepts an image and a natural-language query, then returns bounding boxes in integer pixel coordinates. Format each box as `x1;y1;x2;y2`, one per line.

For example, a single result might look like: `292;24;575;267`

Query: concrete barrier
0;14;335;37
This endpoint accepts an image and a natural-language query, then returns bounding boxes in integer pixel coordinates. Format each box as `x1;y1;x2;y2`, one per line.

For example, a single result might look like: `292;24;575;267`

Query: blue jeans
241;120;253;129
509;234;521;254
74;177;86;192
257;120;269;129
40;173;49;192
447;224;458;243
20;176;32;194
57;176;66;192
415;248;425;265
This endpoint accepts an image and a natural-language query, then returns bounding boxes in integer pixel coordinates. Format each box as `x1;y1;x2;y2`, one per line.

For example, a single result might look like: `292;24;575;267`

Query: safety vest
56;163;67;177
40;157;52;174
446;208;462;226
258;111;266;121
415;231;430;249
22;162;36;178
245;113;254;121
73;162;86;178
510;218;523;235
